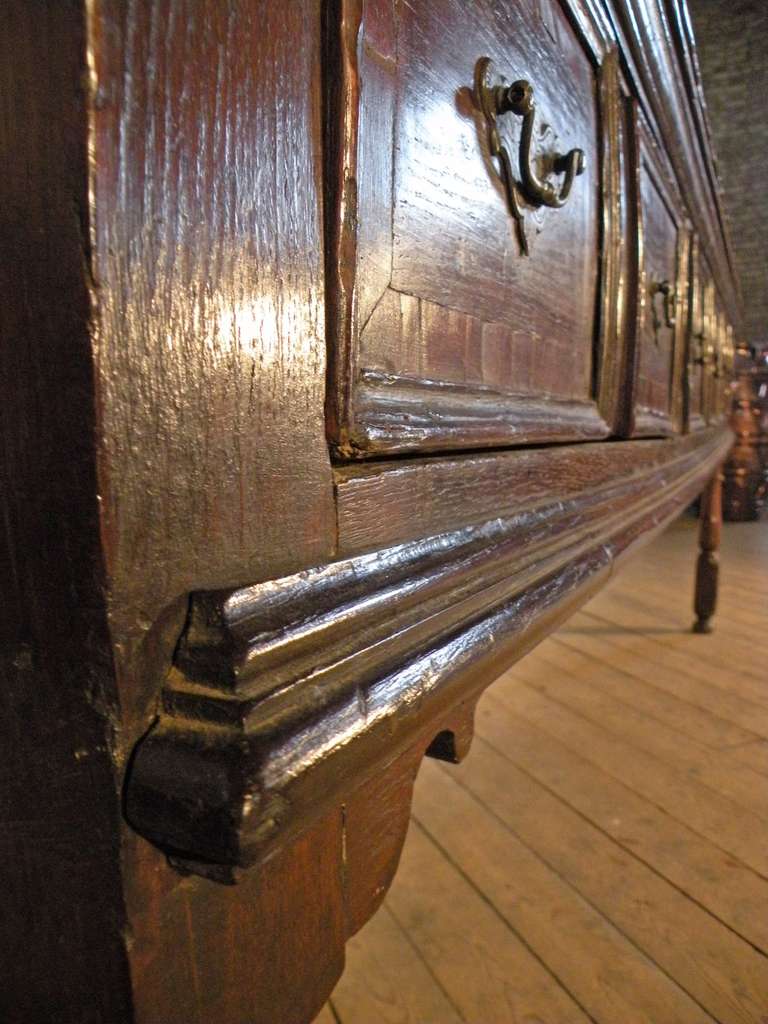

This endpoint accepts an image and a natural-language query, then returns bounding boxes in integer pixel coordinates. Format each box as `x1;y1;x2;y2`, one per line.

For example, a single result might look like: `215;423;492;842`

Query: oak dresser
0;0;737;1021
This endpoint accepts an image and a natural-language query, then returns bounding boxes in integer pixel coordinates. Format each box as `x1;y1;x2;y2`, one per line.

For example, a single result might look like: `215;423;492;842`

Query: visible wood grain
385;824;593;1023
488;678;768;877
597;52;637;433
614;0;738;325
335;427;731;557
555;619;768;740
517;651;768;818
126;427;729;870
564;606;768;718
1;0;743;1020
540;634;761;748
86;1;340;1021
325;0;619;455
630;108;687;436
89;0;337;740
414;759;712;1024
582;588;768;692
453;722;768;1023
686;234;709;429
475;690;768;957
330;906;463;1024
326;520;767;1024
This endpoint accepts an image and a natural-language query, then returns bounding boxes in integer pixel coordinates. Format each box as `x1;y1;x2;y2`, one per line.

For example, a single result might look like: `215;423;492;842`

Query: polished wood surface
126;427;730;875
325;0;625;455
318;518;768;1023
0;0;741;1020
631;109;687;436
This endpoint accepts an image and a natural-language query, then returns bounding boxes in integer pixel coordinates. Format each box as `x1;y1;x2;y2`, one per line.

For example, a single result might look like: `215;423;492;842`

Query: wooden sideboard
0;1;737;1021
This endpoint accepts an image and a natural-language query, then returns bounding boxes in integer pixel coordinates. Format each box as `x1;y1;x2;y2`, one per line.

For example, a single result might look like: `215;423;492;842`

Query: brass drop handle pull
475;59;586;255
650;279;676;334
496;80;586;209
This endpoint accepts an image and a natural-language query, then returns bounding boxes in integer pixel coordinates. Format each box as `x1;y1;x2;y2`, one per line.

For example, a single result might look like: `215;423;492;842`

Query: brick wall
688;0;768;350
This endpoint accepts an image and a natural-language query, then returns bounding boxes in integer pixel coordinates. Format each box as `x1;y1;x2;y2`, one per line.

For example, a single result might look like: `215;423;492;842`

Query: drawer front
629;114;687;437
686;237;708;431
706;303;734;424
326;0;624;457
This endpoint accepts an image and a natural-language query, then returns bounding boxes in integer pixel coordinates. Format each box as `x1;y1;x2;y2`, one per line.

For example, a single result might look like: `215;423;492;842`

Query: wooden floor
315;515;768;1024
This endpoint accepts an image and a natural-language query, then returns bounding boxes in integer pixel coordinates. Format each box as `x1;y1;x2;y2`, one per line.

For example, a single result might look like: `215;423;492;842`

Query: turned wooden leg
693;469;723;634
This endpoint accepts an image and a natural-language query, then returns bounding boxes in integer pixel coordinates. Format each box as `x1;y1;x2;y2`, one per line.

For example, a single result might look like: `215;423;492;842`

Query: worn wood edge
596;48;629;433
339;372;611;455
322;0;363;449
334;427;725;555
632;408;678;438
124;429;730;876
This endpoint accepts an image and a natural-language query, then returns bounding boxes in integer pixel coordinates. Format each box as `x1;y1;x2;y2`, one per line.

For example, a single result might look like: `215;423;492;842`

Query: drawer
705;302;734;424
686;236;708;431
628;111;688;437
325;0;626;457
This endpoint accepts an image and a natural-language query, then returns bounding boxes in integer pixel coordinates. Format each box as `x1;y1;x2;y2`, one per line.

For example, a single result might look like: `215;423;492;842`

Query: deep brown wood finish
1;0;740;1021
325;0;625;456
126;428;731;873
322;519;768;1023
0;6;133;1019
693;468;723;633
629;109;689;436
685;233;708;430
612;0;738;325
85;3;344;1020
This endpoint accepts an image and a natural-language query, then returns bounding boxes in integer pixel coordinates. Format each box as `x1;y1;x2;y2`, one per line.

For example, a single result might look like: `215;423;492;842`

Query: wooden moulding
124;427;731;880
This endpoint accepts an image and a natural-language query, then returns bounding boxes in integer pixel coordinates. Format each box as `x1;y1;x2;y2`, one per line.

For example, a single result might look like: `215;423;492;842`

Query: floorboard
316;515;768;1023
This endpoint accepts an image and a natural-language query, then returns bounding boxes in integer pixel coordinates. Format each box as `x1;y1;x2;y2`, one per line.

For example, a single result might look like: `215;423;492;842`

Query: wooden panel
686;234;708;430
630;110;688;436
325;0;625;455
85;1;340;1021
613;0;739;326
597;61;637;432
334;430;722;557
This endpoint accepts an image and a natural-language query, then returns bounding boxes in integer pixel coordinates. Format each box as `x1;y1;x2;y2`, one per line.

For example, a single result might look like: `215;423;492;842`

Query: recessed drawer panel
325;0;623;457
629;113;687;437
706;299;734;424
686;237;709;431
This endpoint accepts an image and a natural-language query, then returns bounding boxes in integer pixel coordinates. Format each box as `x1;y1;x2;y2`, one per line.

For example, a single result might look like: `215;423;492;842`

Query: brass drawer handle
650;279;676;336
498;80;586;209
475;59;585;255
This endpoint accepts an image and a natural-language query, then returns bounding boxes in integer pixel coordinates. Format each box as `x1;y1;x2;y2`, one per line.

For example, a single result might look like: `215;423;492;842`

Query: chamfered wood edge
124;427;731;880
342;373;611;455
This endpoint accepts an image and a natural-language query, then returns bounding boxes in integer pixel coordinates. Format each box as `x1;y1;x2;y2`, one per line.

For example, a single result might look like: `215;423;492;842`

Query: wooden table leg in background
693;468;723;633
